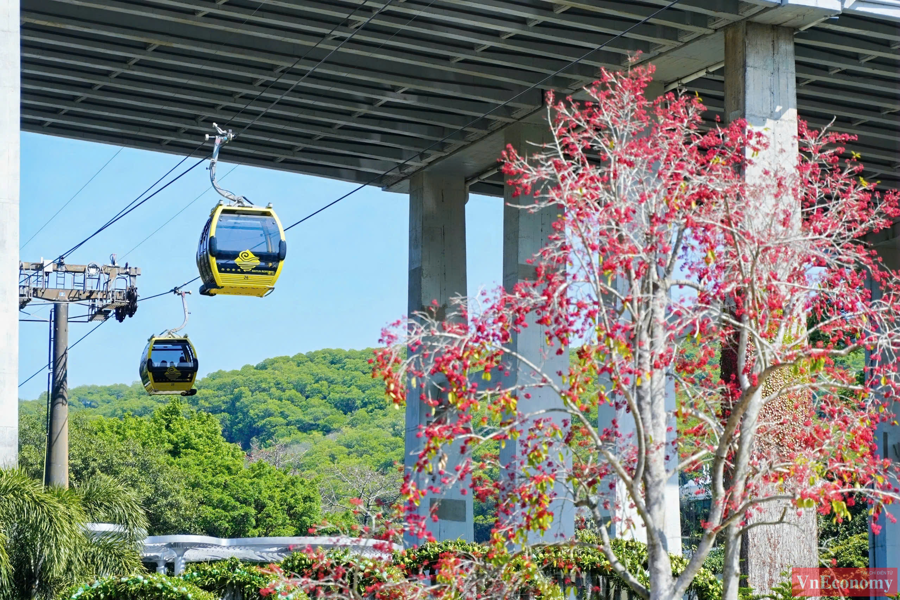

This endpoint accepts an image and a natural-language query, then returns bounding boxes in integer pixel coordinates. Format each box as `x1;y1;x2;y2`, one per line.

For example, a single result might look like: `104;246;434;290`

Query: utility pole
20;258;139;489
44;303;68;488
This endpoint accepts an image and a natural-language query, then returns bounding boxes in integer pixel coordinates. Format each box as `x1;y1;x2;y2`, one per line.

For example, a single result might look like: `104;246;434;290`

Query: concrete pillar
0;0;20;469
155;559;167;574
499;122;574;543
865;236;900;573
596;82;682;555
724;20;818;591
172;549;187;576
405;170;473;544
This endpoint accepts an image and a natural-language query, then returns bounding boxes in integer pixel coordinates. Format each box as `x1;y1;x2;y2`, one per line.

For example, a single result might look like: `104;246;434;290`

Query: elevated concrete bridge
2;0;900;581
11;0;900;193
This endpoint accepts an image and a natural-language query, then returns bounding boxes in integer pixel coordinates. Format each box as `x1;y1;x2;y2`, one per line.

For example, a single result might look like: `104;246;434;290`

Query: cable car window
150;342;194;369
216;213;280;255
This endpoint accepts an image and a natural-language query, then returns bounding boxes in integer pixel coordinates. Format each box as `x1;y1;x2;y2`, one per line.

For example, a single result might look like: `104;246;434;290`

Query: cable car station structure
2;0;900;577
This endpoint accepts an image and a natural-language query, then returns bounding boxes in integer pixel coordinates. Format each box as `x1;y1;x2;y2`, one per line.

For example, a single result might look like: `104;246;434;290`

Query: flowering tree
370;65;900;600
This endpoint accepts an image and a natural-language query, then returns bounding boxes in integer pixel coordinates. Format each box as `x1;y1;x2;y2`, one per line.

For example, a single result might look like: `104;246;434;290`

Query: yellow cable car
197;124;286;297
140;291;199;396
197;203;286;297
140;337;198;396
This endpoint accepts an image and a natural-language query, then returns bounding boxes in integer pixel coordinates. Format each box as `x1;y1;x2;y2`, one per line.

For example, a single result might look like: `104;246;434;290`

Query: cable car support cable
19;0;684;388
18;319;109;389
21;147;124;251
133;0;687;299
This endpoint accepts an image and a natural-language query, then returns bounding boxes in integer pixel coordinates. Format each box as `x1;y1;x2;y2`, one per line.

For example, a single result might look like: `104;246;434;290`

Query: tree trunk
720;339;818;596
742;492;818;594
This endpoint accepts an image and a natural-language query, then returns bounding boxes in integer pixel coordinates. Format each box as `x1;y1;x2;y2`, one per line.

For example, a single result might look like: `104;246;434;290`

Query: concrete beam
0;0;18;468
41;0;580;92
19;121;397;186
233;0;622;75
20;94;428;166
22;4;541;108
116;0;628;73
20;31;512;126
749;1;842;29
405;170;472;544
21;107;405;175
20;58;465;139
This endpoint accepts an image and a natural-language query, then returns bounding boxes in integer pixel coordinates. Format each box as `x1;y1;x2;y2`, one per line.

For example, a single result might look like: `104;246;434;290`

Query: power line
116;4;397;299
19;0;684;388
28;1;272;265
115;1;689;296
284;0;684;231
21;147;124;251
70;2;389;275
17;151;209;387
18;1;358;389
120;3;381;264
121;165;240;260
18;319;108;389
32;1;370;280
138;276;201;303
24;142;206;278
57;144;207;262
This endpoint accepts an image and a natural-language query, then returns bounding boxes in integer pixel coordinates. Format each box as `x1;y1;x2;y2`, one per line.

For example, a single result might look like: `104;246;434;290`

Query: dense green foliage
20;349;403;536
68;573;216;600
19;399;321;538
0;468;146;600
19;346;868;574
20;348;404;470
20;349;403;465
819;494;869;569
183;559;301;600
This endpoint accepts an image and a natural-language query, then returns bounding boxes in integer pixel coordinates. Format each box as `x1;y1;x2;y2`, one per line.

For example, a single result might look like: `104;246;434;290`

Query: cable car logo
235;250;261;272
165;364;182;380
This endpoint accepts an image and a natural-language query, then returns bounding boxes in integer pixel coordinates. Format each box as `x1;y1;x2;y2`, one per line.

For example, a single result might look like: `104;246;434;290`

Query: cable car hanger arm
206;123;252;207
160;290;191;338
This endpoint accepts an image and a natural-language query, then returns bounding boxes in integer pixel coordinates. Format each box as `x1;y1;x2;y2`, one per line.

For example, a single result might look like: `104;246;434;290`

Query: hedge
392;535;722;600
68;573;216;600
67;537;721;600
182;559;295;600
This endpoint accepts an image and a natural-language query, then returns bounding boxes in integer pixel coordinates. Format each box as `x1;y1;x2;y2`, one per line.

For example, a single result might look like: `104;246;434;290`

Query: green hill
20;348;403;467
18;348;403;536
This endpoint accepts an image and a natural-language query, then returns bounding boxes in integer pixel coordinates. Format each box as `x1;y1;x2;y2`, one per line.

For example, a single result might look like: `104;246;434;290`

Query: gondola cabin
197;204;287;297
139;337;199;396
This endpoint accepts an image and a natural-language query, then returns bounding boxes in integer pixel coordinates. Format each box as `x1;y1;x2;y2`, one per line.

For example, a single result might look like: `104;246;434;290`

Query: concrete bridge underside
3;0;900;585
14;0;900;194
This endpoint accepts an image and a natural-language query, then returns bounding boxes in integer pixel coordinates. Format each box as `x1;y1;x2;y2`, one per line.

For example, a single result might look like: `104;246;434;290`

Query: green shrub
393;535;722;600
67;573;215;600
281;548;404;595
182;558;274;600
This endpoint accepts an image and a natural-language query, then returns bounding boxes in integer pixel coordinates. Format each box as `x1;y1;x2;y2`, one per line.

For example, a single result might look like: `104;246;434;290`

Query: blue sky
17;133;504;400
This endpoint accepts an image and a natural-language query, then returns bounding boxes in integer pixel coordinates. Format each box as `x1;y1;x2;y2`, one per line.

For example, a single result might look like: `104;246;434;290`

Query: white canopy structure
141;535;402;575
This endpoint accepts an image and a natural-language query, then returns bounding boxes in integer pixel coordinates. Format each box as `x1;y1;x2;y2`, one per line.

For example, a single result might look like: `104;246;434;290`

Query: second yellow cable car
139;291;199;396
197;124;287;297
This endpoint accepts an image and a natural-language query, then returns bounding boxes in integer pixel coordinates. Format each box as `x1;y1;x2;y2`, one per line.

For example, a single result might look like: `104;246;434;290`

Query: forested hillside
18;348;403;536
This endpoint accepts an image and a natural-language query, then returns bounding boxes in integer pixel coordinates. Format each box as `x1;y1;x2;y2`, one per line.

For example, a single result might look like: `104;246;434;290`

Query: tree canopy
18;348;402;537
